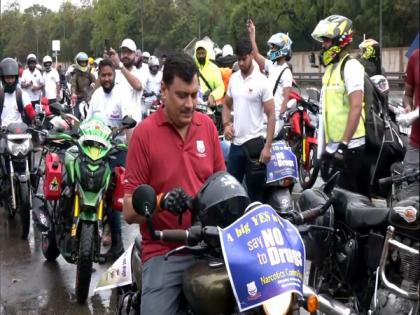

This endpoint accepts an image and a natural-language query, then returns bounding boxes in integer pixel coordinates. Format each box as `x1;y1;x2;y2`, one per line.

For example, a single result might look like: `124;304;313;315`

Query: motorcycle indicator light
306;294;318;313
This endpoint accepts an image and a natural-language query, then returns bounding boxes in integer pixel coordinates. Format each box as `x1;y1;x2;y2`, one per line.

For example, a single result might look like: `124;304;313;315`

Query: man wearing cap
109;38;146;123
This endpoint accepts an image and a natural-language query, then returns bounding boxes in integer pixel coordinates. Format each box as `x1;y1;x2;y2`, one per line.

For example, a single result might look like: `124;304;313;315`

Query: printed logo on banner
246;281;261;300
219;204;305;312
266;141;298;183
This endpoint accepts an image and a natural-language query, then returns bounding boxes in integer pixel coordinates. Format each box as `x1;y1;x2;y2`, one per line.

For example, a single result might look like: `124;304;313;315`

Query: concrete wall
289;47;409;73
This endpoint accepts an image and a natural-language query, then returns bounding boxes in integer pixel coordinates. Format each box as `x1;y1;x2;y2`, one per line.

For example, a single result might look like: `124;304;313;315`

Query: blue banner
266;141;298;183
219;204;305;312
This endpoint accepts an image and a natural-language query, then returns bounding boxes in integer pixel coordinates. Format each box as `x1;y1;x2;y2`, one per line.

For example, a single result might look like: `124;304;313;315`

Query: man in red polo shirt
400;48;419;171
123;52;225;315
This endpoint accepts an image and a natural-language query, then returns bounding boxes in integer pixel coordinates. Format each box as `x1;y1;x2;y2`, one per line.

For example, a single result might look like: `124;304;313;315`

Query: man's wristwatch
118;61;124;69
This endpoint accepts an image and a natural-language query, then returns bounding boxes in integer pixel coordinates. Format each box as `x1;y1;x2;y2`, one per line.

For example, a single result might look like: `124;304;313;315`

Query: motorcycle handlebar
154;226;218;245
291;199;333;225
379;169;419;185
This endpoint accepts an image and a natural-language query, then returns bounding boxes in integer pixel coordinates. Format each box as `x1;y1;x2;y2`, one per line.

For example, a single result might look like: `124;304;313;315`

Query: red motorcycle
282;88;320;189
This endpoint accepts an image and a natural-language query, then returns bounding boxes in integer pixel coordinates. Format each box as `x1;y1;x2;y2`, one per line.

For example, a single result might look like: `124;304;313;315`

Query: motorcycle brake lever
164;244;208;260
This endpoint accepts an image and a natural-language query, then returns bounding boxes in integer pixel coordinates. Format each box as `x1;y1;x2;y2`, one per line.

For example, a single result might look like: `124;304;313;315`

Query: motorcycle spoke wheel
298;143;320;190
75;222;95;304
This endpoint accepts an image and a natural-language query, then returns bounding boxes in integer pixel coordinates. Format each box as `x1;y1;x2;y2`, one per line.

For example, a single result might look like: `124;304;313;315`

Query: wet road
0;208;138;315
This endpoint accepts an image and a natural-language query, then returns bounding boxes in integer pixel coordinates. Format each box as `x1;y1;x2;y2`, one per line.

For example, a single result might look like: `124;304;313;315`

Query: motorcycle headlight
7;139;32;157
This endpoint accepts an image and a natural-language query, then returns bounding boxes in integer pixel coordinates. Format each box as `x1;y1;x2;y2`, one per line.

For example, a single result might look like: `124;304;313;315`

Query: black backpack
341;56;406;194
340;56;405;157
0;87;26;125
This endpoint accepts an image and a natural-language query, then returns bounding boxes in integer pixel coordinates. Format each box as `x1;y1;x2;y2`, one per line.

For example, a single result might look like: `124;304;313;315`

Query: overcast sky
4;0;81;12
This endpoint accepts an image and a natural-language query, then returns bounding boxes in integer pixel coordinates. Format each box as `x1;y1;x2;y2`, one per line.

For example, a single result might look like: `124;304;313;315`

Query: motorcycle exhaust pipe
303;285;356;315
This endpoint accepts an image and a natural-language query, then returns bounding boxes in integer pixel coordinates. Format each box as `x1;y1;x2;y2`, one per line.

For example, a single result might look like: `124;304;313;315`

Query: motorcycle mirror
132;184;157;216
122;116;137;129
49;102;62;116
323;171;340;196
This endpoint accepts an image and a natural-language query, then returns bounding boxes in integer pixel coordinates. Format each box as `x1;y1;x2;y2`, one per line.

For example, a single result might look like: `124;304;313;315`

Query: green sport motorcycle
33;106;136;303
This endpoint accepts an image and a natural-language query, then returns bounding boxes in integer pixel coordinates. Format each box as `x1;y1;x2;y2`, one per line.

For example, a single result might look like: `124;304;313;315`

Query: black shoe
103;233;124;263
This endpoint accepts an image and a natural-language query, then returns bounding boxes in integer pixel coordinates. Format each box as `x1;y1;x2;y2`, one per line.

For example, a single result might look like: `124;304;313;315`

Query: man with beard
21;54;45;107
222;39;275;202
194;41;224;107
109;38;145;123
86;58;132;261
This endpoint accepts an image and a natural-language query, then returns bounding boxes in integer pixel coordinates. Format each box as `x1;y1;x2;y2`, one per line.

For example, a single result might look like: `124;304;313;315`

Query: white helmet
214;47;222;58
148;56;160;67
222;44;234;57
26;53;37;64
94;57;103;66
142;51;150;59
43;55;53;65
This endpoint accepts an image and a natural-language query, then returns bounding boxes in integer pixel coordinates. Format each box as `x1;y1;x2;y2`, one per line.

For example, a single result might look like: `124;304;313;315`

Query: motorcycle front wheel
75;222;95;304
42;223;60;261
19;182;31;239
298;142;320;190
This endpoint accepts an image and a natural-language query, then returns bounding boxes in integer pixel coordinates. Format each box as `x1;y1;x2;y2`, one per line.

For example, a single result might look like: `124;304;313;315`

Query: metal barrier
294;72;405;89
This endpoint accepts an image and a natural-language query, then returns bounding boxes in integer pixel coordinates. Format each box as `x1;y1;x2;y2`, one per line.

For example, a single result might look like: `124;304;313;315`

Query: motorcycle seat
333;188;389;229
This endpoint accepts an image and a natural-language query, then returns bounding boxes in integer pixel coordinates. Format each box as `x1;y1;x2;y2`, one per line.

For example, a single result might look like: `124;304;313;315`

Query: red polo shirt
405;49;419;148
125;106;226;262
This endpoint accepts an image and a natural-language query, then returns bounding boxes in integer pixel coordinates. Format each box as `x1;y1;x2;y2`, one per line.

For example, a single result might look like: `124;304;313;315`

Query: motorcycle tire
19;182;31;240
298;143;320;190
41;226;60;261
75;222;95;304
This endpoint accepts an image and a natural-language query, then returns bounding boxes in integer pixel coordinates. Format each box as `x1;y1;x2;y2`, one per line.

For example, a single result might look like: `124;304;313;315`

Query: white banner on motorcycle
94;244;134;293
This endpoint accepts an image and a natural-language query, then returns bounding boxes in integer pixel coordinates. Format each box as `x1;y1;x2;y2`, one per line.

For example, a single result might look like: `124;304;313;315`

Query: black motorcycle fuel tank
182;259;235;315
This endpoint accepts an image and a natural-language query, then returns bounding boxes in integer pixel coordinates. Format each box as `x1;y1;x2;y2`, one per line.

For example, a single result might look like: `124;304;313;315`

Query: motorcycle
369;169;419;315
301;166;418;314
97;172;356;315
0;122;35;239
32;103;136;303
142;92;162;118
282;87;320;190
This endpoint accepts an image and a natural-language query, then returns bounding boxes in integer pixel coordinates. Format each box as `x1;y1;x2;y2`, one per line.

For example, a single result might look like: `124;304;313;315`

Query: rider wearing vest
312;15;370;196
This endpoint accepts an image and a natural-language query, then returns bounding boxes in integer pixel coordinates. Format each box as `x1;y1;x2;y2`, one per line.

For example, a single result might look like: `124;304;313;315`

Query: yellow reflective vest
322;55;365;143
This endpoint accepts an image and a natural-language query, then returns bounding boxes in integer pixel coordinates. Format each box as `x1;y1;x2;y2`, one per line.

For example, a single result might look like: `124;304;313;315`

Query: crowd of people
0;13;418;314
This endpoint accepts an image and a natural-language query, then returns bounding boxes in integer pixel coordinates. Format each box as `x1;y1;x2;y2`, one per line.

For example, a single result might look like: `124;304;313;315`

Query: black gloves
332;142;348;170
160;188;192;215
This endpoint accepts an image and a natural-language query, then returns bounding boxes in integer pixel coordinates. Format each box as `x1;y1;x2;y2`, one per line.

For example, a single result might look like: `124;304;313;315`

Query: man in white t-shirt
248;20;293;137
86;58;132;262
109;38;146;123
222;39;275;201
20;54;45;106
142;56;162;116
42;55;60;104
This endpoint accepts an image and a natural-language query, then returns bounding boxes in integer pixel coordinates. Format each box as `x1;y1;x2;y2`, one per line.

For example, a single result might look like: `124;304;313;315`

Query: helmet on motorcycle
359;38;380;61
43;55;53;71
194;171;250;227
297;189;334;264
26;53;37;64
311;15;353;66
74;52;89;72
267;33;293;61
